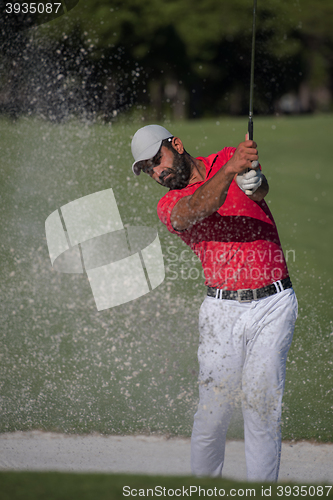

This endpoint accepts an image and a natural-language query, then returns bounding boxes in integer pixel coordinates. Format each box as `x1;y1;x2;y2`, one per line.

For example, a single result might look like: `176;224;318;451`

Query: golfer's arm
248;174;269;202
170;165;235;231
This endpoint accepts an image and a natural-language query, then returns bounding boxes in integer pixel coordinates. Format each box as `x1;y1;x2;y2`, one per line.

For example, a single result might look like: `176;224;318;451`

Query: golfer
130;124;298;482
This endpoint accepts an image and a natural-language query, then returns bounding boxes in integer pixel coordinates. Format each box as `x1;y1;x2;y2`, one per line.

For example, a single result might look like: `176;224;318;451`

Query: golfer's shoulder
158;187;191;209
156;191;180;231
217;146;237;162
157;186;195;222
198;147;236;173
204;147;236;162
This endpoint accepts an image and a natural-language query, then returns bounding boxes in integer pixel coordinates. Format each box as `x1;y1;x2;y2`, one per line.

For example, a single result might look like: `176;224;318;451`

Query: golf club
245;0;259;194
248;0;257;142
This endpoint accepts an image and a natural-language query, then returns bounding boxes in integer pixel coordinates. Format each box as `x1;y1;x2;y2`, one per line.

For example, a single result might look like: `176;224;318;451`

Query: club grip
248;119;253;141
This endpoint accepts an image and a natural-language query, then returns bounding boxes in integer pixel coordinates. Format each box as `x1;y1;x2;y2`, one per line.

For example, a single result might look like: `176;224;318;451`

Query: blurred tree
291;0;333;112
0;0;332;119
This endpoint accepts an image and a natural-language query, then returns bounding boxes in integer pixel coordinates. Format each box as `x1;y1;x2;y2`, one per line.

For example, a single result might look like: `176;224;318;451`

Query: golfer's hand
236;168;263;194
225;138;259;175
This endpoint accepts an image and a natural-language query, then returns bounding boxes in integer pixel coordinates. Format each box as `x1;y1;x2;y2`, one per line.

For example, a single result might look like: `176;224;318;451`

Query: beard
158;151;192;190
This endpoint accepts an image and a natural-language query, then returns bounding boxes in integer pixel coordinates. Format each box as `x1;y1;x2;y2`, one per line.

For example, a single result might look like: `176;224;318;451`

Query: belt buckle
237;289;253;303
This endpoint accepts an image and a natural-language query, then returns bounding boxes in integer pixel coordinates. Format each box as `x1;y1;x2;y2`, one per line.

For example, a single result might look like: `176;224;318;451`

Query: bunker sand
0;431;332;484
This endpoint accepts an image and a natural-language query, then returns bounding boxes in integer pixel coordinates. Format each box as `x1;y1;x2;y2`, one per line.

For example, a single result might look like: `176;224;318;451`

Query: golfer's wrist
223;162;239;180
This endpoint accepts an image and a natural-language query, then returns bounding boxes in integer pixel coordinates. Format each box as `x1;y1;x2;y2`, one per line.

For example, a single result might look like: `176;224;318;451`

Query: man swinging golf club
130;0;297;480
130;124;298;481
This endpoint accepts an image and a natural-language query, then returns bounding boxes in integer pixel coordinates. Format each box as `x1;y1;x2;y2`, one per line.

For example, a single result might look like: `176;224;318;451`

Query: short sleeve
157;190;189;235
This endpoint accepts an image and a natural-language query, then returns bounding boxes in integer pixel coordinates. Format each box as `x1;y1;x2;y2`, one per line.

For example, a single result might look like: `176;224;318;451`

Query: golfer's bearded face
144;148;192;189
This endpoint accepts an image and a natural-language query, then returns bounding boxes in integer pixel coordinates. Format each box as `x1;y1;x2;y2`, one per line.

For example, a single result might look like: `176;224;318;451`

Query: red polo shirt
157;147;289;290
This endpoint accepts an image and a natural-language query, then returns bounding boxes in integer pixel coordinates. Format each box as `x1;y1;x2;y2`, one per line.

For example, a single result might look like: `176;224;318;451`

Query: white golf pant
191;288;298;481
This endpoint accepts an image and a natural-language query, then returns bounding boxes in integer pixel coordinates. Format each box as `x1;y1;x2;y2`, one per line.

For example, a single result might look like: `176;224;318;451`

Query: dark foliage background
1;0;333;121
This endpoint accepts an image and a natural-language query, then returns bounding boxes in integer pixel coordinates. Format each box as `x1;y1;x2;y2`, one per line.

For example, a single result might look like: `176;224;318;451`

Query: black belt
207;277;292;303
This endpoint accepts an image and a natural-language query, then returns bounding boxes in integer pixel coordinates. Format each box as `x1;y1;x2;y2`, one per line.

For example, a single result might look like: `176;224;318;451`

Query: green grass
0;114;332;441
1;472;332;500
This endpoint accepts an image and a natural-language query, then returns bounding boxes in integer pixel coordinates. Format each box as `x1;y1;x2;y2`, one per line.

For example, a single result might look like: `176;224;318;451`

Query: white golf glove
236;167;262;195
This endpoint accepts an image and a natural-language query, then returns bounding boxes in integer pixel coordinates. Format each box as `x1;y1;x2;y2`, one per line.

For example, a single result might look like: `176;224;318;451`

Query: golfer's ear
172;137;184;154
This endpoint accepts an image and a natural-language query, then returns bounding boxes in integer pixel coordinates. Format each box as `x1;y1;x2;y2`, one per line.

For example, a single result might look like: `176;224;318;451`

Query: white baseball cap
131;124;173;175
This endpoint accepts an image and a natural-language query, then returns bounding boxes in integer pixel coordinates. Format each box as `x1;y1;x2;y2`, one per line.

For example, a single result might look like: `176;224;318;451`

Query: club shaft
248;0;257;141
